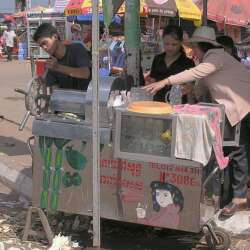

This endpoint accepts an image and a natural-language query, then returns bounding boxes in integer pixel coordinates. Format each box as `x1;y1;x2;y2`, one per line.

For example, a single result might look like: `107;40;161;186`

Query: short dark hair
197;42;219;54
162;25;183;42
33;23;60;42
216;35;234;49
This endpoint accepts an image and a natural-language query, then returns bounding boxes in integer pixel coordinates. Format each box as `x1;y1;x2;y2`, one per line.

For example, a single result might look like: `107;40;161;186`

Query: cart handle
15;88;27;96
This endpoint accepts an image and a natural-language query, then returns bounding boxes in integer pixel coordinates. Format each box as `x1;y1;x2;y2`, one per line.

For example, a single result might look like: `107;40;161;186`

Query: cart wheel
205;228;231;250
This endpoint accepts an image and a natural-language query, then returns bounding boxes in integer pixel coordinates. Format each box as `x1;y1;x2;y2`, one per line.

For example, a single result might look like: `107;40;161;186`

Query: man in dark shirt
33;23;91;91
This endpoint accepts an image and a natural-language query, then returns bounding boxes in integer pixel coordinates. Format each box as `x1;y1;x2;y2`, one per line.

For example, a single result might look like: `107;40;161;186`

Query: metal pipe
26;0;31;10
202;166;219;190
202;0;208;26
19;111;31;131
92;0;101;247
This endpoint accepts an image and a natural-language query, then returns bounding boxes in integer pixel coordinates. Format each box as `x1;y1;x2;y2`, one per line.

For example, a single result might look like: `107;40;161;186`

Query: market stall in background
4;0;203;64
2;0;249;63
12;6;47;60
26;8;70;58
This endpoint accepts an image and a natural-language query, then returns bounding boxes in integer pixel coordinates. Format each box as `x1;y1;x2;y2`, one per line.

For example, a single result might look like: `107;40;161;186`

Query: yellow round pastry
127;101;173;114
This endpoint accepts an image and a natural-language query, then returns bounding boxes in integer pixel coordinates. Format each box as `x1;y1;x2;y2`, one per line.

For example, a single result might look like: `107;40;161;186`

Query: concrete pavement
0;60;33;199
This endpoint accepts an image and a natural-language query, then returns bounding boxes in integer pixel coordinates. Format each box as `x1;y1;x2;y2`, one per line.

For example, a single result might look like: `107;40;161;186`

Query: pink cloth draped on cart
173;104;229;169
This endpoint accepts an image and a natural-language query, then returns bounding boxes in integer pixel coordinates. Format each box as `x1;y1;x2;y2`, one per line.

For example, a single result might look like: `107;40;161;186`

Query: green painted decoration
62;172;72;188
54;138;71;149
65;146;87;171
72;172;82;187
50;138;70;211
52;170;62;192
40;190;49;209
55;149;63;170
42;170;50;190
62;172;82;188
50;192;59;212
39;136;45;156
40;137;53;209
38;136;86;211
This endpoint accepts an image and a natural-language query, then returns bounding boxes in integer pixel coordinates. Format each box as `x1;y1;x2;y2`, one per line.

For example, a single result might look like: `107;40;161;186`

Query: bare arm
45;59;90;79
54;64;90;79
167;62;219;85
143;61;222;95
111;66;124;74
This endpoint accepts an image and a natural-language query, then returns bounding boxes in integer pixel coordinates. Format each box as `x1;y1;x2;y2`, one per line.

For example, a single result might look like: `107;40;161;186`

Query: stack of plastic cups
18;42;28;60
35;59;46;77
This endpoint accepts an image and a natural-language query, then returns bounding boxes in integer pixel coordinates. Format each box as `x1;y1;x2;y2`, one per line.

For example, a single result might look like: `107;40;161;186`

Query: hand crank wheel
25;76;48;116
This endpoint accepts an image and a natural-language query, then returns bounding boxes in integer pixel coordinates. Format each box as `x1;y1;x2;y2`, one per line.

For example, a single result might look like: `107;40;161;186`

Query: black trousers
223;113;250;199
6;46;13;61
241;114;250;187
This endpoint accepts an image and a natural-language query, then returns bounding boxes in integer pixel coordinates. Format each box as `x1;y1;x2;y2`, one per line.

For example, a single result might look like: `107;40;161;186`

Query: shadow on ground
56;218;207;250
0;136;30;156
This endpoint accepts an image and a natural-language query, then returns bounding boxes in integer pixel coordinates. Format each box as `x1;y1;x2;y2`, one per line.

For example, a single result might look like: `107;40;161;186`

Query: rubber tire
205;228;231;250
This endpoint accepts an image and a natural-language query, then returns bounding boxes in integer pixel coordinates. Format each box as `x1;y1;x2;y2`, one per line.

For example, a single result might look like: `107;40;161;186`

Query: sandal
219;202;248;220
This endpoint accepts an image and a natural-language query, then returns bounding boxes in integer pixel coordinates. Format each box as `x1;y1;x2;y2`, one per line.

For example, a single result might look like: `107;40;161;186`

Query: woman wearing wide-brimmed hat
143;26;250;219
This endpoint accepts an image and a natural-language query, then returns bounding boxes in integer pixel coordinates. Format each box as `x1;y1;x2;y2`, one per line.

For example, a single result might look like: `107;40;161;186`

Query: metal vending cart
16;72;243;249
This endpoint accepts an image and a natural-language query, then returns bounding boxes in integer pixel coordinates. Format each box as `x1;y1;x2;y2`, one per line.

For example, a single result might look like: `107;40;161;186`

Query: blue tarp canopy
67;13;122;24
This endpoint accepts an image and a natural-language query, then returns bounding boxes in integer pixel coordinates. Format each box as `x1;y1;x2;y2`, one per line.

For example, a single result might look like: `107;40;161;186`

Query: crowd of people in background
0;23;16;61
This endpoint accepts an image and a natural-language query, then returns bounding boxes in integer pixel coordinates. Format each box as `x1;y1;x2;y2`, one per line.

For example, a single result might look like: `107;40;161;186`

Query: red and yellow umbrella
64;0;201;25
65;0;147;16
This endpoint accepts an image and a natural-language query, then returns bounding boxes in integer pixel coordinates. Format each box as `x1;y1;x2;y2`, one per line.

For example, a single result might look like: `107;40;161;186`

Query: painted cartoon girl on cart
137;181;184;229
